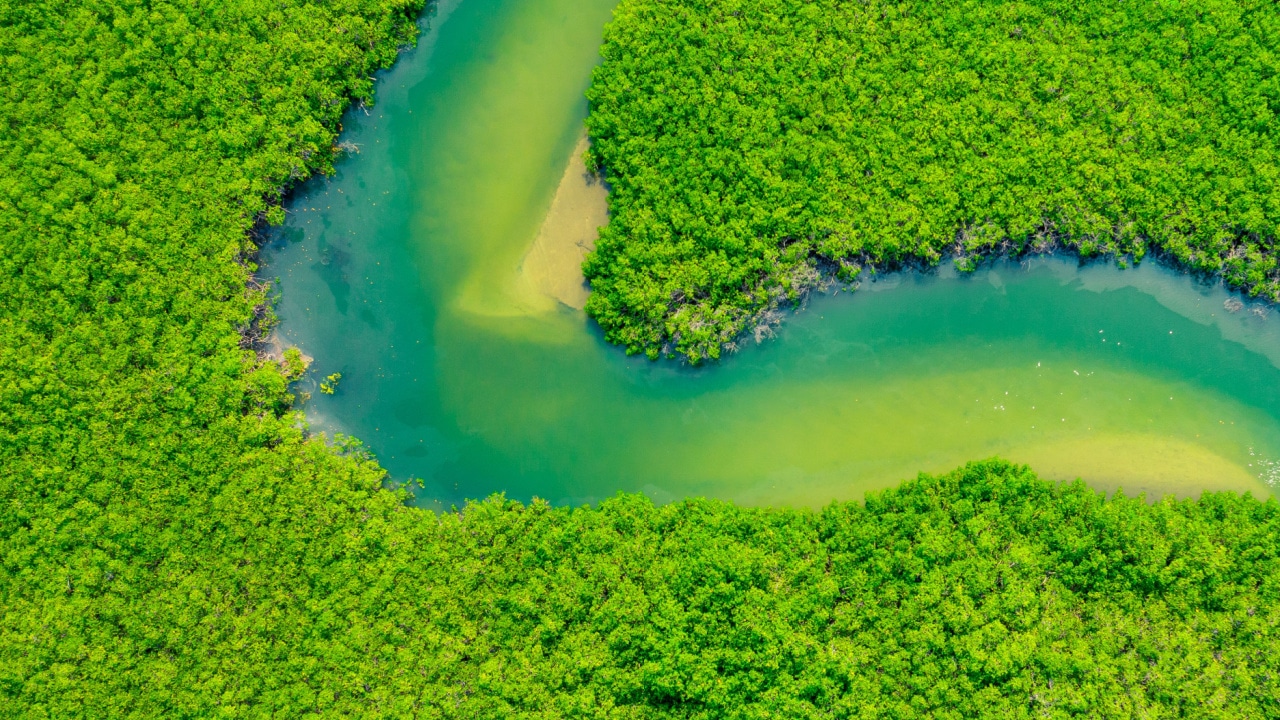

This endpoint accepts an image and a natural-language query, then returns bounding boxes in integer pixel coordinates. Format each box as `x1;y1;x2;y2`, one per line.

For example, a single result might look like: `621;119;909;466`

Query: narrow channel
264;0;1280;508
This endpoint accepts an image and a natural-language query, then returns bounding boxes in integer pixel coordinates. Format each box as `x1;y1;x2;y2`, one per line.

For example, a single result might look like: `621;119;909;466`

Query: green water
266;0;1280;508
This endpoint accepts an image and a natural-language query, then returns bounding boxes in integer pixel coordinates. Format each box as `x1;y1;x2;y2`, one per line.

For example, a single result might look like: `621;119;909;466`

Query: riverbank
584;0;1280;362
262;0;1280;509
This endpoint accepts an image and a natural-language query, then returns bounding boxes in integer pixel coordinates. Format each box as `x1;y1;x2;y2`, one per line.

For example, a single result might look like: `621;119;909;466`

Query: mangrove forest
585;0;1280;360
2;0;1278;716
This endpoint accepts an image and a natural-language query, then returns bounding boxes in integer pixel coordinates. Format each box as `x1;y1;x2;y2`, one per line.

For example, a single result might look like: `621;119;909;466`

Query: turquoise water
265;0;1280;508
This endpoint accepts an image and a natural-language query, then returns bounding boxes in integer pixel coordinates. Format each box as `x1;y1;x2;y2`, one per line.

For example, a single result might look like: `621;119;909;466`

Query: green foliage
585;0;1280;360
411;460;1280;719
320;371;342;394
0;0;429;714
3;0;1279;716
281;346;310;381
398;460;1280;718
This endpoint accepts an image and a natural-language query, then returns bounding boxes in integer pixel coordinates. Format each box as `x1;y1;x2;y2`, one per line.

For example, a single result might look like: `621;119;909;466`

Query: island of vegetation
585;0;1280;360
3;0;1279;716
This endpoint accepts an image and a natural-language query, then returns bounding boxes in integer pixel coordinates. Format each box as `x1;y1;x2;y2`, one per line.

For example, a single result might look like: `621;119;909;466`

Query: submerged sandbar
519;133;608;310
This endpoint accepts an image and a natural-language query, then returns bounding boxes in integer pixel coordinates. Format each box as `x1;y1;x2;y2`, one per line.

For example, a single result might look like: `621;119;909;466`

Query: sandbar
519;133;609;310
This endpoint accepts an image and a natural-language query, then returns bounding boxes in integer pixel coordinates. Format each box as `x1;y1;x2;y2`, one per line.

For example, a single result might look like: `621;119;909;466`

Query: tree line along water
267;0;1280;508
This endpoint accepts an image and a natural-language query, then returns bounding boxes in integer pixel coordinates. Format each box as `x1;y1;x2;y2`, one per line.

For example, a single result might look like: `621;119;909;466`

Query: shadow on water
263;0;1280;508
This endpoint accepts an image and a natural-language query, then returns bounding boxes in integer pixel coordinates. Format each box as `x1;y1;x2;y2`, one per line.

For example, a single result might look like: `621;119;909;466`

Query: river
263;0;1280;508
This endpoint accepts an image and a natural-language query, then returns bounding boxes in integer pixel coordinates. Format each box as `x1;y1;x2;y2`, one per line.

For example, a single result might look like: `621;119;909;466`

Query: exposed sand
519;133;609;310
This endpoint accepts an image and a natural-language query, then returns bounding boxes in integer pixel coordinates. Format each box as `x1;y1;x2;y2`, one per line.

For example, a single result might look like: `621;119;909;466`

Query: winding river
265;0;1280;508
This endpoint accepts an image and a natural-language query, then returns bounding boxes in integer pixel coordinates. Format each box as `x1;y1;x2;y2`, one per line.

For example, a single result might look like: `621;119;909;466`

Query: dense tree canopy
0;0;429;713
403;460;1280;718
3;0;1279;716
585;0;1280;360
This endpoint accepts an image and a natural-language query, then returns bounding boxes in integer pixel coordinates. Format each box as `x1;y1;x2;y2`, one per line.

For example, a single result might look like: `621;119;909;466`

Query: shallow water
265;0;1280;508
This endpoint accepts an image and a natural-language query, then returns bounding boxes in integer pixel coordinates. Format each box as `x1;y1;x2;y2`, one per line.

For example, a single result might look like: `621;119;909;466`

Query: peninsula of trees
585;0;1280;360
2;0;1279;716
